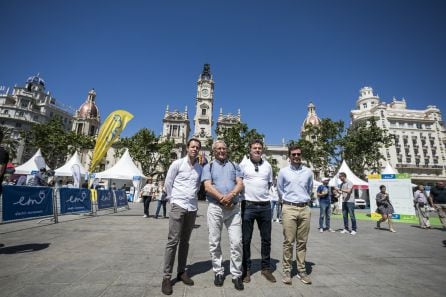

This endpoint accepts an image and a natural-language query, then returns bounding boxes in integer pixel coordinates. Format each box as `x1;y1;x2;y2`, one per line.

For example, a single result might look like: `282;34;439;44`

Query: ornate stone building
0;75;73;164
350;86;446;184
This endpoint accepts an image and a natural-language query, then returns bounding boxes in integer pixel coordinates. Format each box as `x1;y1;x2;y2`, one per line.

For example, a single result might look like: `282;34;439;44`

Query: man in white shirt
161;138;202;295
239;139;276;283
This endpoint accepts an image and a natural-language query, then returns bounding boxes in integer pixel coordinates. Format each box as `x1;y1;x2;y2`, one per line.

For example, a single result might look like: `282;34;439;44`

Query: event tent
93;149;146;180
54;151;88;177
381;161;398;174
328;160;368;189
14;149;48;175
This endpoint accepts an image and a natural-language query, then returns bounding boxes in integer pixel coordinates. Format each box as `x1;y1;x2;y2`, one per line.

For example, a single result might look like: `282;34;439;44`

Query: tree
0;126;20;160
343;117;394;178
20;118;95;169
113;128;175;179
214;123;264;163
289;118;345;178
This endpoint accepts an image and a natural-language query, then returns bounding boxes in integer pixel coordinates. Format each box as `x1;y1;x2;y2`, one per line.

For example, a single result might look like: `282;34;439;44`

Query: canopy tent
14;149;49;175
93;149;146;180
54;151;88;177
381;161;398;174
328;160;368;189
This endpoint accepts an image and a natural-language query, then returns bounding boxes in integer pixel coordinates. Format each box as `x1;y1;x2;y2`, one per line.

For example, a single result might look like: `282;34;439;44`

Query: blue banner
2;185;53;222
115;189;128;207
97;190;114;209
59;188;92;214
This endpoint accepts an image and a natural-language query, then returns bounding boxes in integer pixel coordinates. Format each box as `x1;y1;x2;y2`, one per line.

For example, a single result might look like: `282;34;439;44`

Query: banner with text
2;186;53;222
97;189;114;210
115;189;128;207
368;173;416;220
59;188;92;214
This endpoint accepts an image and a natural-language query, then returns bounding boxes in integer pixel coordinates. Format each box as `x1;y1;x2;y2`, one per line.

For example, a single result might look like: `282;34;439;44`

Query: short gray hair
212;140;227;151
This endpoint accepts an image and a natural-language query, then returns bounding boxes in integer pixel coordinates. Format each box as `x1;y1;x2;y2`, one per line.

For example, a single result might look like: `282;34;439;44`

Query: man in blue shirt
316;178;334;233
277;145;313;285
202;140;244;291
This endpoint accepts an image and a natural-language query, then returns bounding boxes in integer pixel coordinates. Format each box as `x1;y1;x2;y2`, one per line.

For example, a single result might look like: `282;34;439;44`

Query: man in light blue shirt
161;138;202;295
202;140;244;291
277;145;313;285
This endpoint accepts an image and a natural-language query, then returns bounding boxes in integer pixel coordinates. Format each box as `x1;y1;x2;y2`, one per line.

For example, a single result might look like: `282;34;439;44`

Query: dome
300;102;321;135
78;102;99;118
77;89;99;119
26;75;45;87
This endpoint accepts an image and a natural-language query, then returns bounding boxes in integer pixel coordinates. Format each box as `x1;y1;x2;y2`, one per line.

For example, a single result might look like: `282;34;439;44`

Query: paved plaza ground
0;201;445;297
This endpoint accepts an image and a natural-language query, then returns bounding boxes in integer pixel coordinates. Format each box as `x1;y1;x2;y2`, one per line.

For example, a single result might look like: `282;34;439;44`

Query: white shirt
269;185;279;202
164;156;202;211
239;157;273;202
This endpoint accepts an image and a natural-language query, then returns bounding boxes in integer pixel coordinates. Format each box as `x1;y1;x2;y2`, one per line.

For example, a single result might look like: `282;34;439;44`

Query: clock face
202;88;209;97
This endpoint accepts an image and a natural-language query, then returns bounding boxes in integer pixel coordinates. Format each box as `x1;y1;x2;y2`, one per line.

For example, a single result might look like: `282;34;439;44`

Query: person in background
0;130;9;195
428;181;446;230
414;184;431;229
375;185;396;233
270;180;281;223
141;178;155;218
316;178;334;233
155;180;168;219
336;172;357;235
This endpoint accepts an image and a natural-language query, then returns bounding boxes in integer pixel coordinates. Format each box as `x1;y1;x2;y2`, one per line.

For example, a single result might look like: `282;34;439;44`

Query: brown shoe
282;272;292;285
161;278;172;295
261;269;276;283
177;272;194;286
242;270;251;283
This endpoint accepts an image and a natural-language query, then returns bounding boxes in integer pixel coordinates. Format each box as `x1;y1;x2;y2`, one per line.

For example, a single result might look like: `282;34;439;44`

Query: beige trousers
282;204;311;273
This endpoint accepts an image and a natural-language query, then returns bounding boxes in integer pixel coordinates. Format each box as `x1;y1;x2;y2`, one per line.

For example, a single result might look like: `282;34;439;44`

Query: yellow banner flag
89;110;134;171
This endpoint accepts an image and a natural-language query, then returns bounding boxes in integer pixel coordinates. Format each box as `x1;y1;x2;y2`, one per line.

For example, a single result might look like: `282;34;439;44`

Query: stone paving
0;201;445;297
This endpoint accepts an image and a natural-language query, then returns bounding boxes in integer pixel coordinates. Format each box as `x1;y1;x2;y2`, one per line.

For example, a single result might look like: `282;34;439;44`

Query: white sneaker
143;215;148;218
319;228;323;233
340;229;349;234
350;230;357;235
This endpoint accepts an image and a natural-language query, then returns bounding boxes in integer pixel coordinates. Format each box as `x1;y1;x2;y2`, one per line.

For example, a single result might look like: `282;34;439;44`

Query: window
362;103;367;109
201;109;206;116
15;122;22;128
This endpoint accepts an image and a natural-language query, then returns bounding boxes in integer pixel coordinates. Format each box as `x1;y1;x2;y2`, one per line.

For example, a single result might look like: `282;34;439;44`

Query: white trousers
207;203;243;278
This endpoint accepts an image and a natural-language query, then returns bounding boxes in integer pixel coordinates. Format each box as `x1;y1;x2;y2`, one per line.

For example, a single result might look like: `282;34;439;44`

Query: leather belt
282;200;308;207
244;200;270;206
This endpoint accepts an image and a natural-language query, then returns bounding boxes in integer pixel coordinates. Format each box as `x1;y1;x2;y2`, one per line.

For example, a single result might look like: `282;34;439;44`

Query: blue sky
1;0;445;144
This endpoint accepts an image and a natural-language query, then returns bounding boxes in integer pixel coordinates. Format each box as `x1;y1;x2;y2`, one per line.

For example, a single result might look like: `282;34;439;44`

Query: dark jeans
163;203;197;278
342;202;357;231
319;199;331;229
156;200;167;218
241;201;272;271
143;196;152;216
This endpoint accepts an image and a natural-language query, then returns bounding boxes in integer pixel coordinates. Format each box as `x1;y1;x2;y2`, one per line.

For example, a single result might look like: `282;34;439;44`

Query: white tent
93;149;146;180
54;151;88;177
14;149;49;175
328;160;368;189
382;161;398;174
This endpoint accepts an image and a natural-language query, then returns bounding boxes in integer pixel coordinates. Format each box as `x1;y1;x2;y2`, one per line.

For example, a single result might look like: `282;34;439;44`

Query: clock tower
193;64;214;144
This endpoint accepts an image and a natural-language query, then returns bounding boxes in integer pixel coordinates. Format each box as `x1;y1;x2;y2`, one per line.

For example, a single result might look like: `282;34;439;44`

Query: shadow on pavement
0;243;50;254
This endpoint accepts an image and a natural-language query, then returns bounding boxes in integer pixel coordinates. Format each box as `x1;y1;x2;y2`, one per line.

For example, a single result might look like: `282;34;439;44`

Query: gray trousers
163;203;197;278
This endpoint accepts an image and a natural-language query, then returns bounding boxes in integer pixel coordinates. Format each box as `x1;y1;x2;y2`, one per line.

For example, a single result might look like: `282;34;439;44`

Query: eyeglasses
254;163;259;172
291;153;301;157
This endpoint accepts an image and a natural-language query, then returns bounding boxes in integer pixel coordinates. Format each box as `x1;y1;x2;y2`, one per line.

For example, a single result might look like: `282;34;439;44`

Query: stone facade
350;86;446;184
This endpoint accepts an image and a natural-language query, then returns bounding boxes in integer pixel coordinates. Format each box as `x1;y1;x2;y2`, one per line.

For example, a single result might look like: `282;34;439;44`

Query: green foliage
343;118;394;177
214;123;264;163
0;126;20;160
290;118;345;177
20;118;95;169
113;128;175;179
